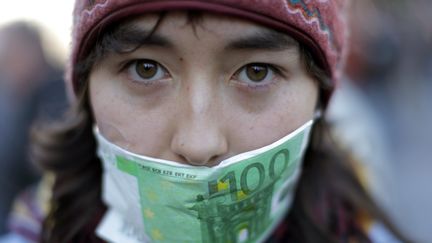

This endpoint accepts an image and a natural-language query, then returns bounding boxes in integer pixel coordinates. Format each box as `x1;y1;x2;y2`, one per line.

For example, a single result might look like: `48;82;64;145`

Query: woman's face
90;12;318;167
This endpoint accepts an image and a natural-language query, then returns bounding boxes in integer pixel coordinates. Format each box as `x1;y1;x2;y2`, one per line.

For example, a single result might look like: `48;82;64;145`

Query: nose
171;122;228;166
170;83;228;166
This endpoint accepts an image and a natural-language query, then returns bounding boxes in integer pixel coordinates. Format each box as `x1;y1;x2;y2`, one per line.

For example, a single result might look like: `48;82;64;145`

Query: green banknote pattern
115;130;306;243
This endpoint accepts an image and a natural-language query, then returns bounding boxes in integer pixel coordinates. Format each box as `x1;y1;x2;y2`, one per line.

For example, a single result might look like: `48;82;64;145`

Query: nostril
176;153;188;164
180;152;216;167
204;155;223;167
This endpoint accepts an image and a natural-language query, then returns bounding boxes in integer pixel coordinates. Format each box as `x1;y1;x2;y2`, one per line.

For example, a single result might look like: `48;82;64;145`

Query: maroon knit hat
68;0;348;102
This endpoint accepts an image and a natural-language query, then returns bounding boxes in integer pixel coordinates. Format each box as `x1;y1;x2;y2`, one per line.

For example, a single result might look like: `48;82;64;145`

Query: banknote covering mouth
95;117;314;243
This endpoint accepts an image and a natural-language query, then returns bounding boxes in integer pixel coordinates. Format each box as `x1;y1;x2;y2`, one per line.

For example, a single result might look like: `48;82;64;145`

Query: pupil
136;60;157;79
246;65;268;82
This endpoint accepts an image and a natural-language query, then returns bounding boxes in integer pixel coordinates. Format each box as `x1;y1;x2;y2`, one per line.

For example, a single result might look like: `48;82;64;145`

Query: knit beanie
69;0;348;103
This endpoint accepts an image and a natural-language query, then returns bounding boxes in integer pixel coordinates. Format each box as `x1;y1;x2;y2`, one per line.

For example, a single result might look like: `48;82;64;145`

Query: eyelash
118;59;285;91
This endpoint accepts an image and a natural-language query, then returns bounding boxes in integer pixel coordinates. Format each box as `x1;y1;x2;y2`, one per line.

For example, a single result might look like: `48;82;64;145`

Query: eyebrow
103;24;173;53
225;29;298;51
102;24;297;54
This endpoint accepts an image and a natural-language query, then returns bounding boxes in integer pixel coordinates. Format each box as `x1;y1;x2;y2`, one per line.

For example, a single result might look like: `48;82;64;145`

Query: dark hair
34;11;409;243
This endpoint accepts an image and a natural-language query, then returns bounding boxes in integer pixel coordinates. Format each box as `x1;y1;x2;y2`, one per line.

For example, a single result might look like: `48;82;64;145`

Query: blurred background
0;0;430;242
328;0;432;242
0;0;71;238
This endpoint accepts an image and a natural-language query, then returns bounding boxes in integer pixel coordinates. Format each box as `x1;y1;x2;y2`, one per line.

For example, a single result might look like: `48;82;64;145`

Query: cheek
89;72;176;156
90;75;129;144
226;78;318;153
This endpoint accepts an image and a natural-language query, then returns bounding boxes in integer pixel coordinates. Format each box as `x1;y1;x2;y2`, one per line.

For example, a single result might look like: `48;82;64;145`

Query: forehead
129;11;266;35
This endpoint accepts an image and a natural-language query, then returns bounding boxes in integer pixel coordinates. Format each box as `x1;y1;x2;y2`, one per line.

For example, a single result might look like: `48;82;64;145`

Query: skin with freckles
89;12;318;167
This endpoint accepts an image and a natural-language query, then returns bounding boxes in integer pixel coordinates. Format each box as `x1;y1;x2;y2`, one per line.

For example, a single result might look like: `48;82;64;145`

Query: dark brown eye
136;60;158;79
246;64;268;82
127;59;170;85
